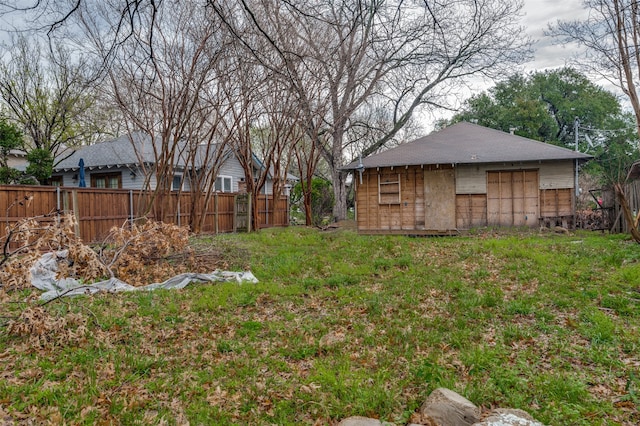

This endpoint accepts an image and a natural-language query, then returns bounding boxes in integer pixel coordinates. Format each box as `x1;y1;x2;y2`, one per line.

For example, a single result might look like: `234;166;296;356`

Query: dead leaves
0;214;227;292
0;213;108;291
101;221;192;285
6;306;87;349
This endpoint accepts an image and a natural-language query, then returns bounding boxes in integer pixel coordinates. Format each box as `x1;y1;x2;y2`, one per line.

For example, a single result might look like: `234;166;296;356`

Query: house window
215;176;232;192
48;176;63;187
172;175;182;191
378;173;401;204
91;172;122;189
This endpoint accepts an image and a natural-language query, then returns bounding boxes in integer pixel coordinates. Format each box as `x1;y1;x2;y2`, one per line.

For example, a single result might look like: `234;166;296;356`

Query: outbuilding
344;122;591;234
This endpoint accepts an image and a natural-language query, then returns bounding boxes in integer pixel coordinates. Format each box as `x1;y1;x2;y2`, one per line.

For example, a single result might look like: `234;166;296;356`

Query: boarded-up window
378;173;401;204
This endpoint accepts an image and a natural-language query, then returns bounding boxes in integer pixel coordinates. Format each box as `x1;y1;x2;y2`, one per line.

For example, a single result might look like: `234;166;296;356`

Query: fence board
0;185;288;243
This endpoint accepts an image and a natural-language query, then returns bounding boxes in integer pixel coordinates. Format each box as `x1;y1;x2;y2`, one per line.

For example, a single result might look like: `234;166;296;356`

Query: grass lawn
1;226;640;425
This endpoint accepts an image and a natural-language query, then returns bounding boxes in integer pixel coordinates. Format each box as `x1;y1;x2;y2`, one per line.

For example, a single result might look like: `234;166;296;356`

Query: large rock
419;388;480;426
473;408;545;426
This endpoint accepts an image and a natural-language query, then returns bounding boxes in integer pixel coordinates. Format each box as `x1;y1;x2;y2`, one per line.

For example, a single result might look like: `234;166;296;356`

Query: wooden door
424;168;456;230
487;170;538;227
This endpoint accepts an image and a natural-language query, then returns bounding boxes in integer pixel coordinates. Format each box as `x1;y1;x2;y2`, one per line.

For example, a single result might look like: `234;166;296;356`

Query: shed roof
344;122;592;170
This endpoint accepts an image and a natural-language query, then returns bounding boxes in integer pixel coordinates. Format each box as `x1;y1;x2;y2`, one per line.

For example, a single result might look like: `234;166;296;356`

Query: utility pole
574;117;580;197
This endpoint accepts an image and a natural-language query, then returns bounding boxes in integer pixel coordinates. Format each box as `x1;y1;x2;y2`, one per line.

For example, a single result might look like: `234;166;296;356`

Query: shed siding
356;161;578;234
540;188;573;217
456;194;487;229
456;161;574;194
356;166;427;232
486;170;539;227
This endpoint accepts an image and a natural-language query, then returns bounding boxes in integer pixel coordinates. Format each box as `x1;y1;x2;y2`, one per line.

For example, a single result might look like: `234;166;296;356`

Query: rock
473;408;545;426
337;390;544;426
419;388;480;426
553;226;569;234
337;416;382;426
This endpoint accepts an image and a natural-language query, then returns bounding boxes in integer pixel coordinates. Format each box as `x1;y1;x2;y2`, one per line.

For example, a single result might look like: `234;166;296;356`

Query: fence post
177;193;181;227
214;192;219;234
55;186;61;227
129;190;134;229
71;190;81;239
248;194;252;232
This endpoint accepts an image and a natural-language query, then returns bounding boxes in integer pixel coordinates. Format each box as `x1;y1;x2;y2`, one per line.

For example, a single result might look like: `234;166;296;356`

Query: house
344;122;592;234
52;132;278;194
7;149;28;171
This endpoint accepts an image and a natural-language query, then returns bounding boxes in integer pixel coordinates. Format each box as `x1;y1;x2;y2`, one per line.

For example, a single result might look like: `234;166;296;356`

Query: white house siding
216;155;275;195
119;167;148;190
455;161;574;194
261;179;273;194
218;156;245;192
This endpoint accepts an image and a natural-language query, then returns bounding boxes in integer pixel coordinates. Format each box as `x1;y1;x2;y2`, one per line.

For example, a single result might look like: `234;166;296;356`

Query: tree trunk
304;189;313;226
614;182;640;243
331;169;348;222
329;127;347;221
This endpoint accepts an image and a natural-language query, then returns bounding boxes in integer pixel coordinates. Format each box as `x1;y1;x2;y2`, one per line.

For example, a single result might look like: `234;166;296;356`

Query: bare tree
210;0;532;221
214;29;308;229
4;0;531;224
550;0;640;241
75;0;236;229
551;0;640;145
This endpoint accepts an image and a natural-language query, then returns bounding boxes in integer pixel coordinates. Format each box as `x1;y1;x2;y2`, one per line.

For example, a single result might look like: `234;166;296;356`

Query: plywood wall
540;188;573;217
456;161;574;194
356;162;577;234
356;166;427;233
456;194;487;229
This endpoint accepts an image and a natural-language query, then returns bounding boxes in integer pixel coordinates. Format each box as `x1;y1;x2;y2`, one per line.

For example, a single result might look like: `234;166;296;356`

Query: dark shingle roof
344;122;592;169
54;132;187;171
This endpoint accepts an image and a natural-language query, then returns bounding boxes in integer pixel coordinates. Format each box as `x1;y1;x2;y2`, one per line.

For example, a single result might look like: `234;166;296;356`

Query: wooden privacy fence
0;185;289;243
608;180;640;234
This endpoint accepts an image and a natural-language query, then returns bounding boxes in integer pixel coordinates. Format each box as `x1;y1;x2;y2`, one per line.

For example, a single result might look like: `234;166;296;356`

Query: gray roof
53;133;290;181
54;132;188;172
344;122;592;170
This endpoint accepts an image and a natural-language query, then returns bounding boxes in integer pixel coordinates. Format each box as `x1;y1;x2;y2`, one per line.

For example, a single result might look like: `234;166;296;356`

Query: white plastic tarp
30;251;258;301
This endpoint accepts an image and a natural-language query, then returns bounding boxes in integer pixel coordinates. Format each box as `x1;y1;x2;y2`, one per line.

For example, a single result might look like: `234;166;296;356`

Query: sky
420;0;594;129
521;0;589;72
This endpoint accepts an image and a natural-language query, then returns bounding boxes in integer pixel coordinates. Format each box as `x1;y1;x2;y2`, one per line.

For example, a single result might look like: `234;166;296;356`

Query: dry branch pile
100;220;193;285
576;209;608;231
0;214;225;292
0;214;107;292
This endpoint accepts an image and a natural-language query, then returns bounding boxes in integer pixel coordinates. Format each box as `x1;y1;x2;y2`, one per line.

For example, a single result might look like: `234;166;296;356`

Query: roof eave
342;155;593;171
